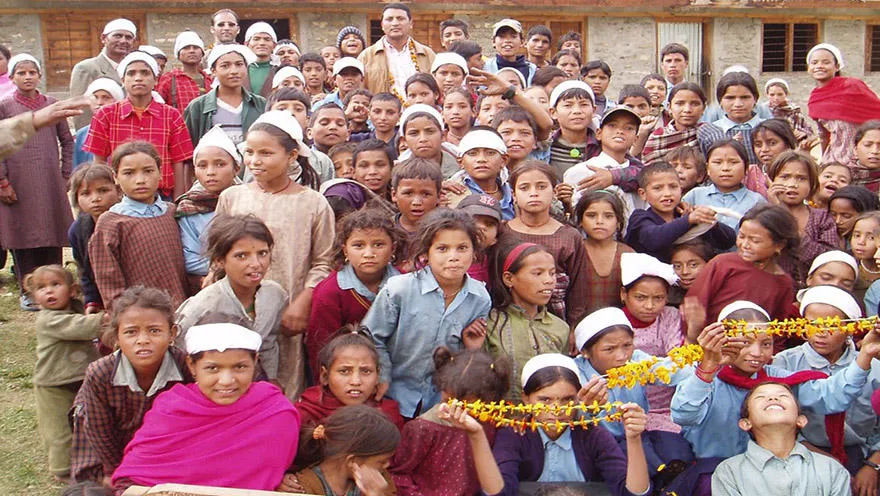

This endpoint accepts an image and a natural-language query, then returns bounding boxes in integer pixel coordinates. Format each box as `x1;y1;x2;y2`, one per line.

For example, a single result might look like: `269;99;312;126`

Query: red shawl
808;76;880;124
296;385;405;431
112;382;299;491
13;90;48;111
717;366;847;465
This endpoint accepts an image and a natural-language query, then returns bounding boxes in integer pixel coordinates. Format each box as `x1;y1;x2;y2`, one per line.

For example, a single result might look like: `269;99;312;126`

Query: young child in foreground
711;382;851;496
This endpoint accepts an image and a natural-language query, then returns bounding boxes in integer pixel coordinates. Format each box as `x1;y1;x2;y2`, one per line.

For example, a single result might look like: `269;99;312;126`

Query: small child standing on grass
27;265;103;483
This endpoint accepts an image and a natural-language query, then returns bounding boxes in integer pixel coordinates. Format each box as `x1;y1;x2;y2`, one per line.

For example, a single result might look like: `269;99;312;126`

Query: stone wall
296;12;368;53
588;16;657;102
0;14;45;90
146;13;213;70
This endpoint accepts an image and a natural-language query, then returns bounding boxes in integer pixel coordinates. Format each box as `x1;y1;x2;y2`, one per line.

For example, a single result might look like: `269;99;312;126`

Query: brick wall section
0;14;46;91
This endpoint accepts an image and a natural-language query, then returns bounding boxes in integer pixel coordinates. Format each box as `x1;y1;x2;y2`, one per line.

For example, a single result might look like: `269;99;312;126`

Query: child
531;66;568;95
27;265;103;482
175;214;286;382
575;191;635;313
267;89;337;186
763;77;817;150
713;72;765;164
812;162;851;210
390;157;443;235
441;87;474;146
275;40;302;66
399;103;459;178
626;162;735;261
526;25;552;68
854;121;880;192
328;142;357;179
307;209;404;380
493;353;652;496
548;80;598;179
682;139;767;230
642;83;726;165
70;286;190;483
440;19;469;50
342;89;372;140
89;141;188;308
475;93;511;127
804;250;858;292
668;240;713;308
552;49;581;79
446;127;514;219
308;103;350;156
497;67;527;90
293;406;400;495
685;205;798;327
68;164;121;313
297;331;404;431
574;306;694;478
493;106;547;167
320;45;342;83
0;54;74;311
828;185;880;247
404;72;441;108
353;139;395;202
74;78;124;168
751;119;798;175
581;60;615;116
449;39;484;77
484;19;536;85
617;84;657;158
368;92;402;149
431;52;469;96
558;31;582;53
390;348;507;495
849;212;880;302
766;151;839;287
640;74;670;122
456;193;503;284
665;145;706;195
300;52;328;103
216;110;335;399
711;382;851;496
484;241;570;401
774;285;880;483
501;161;590;327
363;209;491;418
177;126;241;287
272;65;306;93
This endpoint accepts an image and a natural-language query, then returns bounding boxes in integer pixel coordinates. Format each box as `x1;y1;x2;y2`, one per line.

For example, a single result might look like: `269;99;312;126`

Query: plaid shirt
70;348;189;482
156;69;213;112
83;99;193;197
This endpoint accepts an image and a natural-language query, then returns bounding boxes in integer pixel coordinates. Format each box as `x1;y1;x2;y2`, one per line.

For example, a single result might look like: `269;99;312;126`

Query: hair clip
490;363;494;370
312;425;326;440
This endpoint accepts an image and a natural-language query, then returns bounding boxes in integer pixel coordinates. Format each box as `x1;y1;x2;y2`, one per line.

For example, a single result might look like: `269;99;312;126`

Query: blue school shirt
311;90;343;111
575;350;693;439
462;175;515;220
363;267;491;417
337;262;399;302
74;126;94;170
774;341;880;456
681;185;766;230
865;280;880;317
537;428;587;483
670;362;869;459
713;113;765;164
178;211;214;276
109;195;168;218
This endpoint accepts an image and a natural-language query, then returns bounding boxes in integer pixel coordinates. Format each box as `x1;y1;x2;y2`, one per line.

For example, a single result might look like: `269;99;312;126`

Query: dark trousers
12;247;63;293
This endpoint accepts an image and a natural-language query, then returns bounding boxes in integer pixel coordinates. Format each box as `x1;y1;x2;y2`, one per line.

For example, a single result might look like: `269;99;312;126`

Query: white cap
84;77;124;101
549;80;594;108
808;250;858;278
7;54;40;74
430;52;469;76
621;252;678;287
207;44;257;69
799;285;862;320
717;301;770;322
521;353;580;388
574;307;632;351
117;51;159;79
493;19;523;37
722;65;749;76
184;323;262;354
332;57;365;76
245;22;277;43
399;103;445;131
138;45;166;59
764;77;789;94
274;40;300;56
174;31;205;57
250;110;310;156
497;67;527;89
103;18;137;36
194;125;242;167
272;66;306;89
458;129;507;157
807;43;844;70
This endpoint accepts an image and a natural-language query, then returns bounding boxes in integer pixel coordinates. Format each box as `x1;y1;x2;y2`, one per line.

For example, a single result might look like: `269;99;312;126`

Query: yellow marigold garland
387;38;420;105
447;399;625;433
605;344;704;389
722;316;877;340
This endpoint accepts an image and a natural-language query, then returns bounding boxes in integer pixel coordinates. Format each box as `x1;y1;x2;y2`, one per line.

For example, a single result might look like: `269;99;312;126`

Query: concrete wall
146;13;213;70
588;16;656;102
296;12;368;53
0;14;45;90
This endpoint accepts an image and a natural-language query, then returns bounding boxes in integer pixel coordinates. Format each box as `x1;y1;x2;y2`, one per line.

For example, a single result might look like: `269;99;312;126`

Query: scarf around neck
808;76;880;124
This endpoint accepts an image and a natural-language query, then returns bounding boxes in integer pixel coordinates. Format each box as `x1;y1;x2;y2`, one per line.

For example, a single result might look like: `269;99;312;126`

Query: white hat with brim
194;125;242;167
272;66;306;89
174;31;205;57
332;57;365;77
493;19;523;37
103;18;137;36
117;51;159;79
521;353;580;388
798;285;862;320
185;323;262;354
549;80;594;108
575;307;633;351
250;110;310;156
84;77;124;101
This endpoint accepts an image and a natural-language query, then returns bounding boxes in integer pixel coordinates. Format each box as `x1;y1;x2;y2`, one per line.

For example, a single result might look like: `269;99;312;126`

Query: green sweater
183;87;266;149
248;61;273;98
33;307;102;387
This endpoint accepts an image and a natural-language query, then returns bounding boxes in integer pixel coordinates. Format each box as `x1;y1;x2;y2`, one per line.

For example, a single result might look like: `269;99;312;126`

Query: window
869;25;880;72
761;22;819;72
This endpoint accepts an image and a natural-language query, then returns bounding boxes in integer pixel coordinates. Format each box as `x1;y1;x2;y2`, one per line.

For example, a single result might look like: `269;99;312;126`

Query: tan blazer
69;54;121;130
358;37;436;95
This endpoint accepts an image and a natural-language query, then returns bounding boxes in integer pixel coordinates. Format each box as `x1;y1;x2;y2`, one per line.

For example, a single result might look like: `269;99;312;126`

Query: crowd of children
6;8;880;496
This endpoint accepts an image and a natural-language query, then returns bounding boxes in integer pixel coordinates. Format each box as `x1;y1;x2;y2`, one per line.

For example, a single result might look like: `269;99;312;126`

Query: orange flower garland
722;316;877;340
447;398;624;433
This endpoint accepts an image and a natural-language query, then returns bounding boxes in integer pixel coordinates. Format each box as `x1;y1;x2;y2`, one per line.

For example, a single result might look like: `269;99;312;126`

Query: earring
344;256;349;263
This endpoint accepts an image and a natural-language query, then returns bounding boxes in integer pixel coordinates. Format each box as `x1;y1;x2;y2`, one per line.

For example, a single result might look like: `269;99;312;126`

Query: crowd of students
5;4;880;496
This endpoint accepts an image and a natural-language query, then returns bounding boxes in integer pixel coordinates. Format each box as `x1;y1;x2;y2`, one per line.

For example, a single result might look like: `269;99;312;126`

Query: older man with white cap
69;18;137;129
83;51;194;199
156;31;213;111
245;22;277;97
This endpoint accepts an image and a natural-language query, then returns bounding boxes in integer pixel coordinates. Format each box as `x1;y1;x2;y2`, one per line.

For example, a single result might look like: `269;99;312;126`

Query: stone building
1;0;878;105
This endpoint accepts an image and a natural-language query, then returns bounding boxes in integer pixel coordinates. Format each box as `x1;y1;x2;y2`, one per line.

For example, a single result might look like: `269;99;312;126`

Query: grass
0;260;65;496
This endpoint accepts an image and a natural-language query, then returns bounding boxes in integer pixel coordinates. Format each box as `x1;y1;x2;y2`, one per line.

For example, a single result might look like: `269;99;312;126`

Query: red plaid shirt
156;69;213;112
83;99;193;197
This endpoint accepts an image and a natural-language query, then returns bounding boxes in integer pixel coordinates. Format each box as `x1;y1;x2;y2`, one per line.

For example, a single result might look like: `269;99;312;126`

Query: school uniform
681;185;766;231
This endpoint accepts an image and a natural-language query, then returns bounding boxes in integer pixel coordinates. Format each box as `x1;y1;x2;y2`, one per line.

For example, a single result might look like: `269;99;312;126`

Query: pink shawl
112;382;299;491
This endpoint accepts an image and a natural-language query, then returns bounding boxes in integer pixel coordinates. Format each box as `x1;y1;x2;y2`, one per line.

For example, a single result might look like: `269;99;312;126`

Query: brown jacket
358;37;436;95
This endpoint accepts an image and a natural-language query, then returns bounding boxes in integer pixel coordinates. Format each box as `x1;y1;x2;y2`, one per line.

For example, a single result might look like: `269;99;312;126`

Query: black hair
574;190;626;237
352;138;393;171
665;145;707;181
527;25;552;43
433;347;510;401
391;157;443;192
706;139;750;172
740;381;799;421
299;405;400;468
828;185;880;215
637;161;679;189
440;19;469;37
342;88;373;108
532;66;568;87
557;31;582;51
68;162;118;212
491;105;537;135
308;102;346;129
328;142;357;162
443;87;474;109
509;160;558;188
668;82;707;105
617;84;651;105
265;87;311;114
0;45;10;61
716;71;759;102
522;365;580;396
766;150;819;197
109;141;160;172
640;73;666;89
411;208;482;268
299;52;326;70
660;42;689;62
581;59;612;78
205;214;275;274
750;118;798;151
670;239;714;264
401;111;442;134
318;327;380;374
404;72;441;102
489;240;554;311
247;122;319;189
552;87;593;108
449;40;483;61
551;49;581;67
212;8;239;24
738;204;800;257
856;120;880;144
382;2;412;19
332;207;407;269
108;286;174;347
371;92;403;111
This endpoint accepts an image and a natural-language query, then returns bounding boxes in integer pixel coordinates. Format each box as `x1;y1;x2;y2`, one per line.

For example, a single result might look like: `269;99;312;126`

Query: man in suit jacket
69;18;136;130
